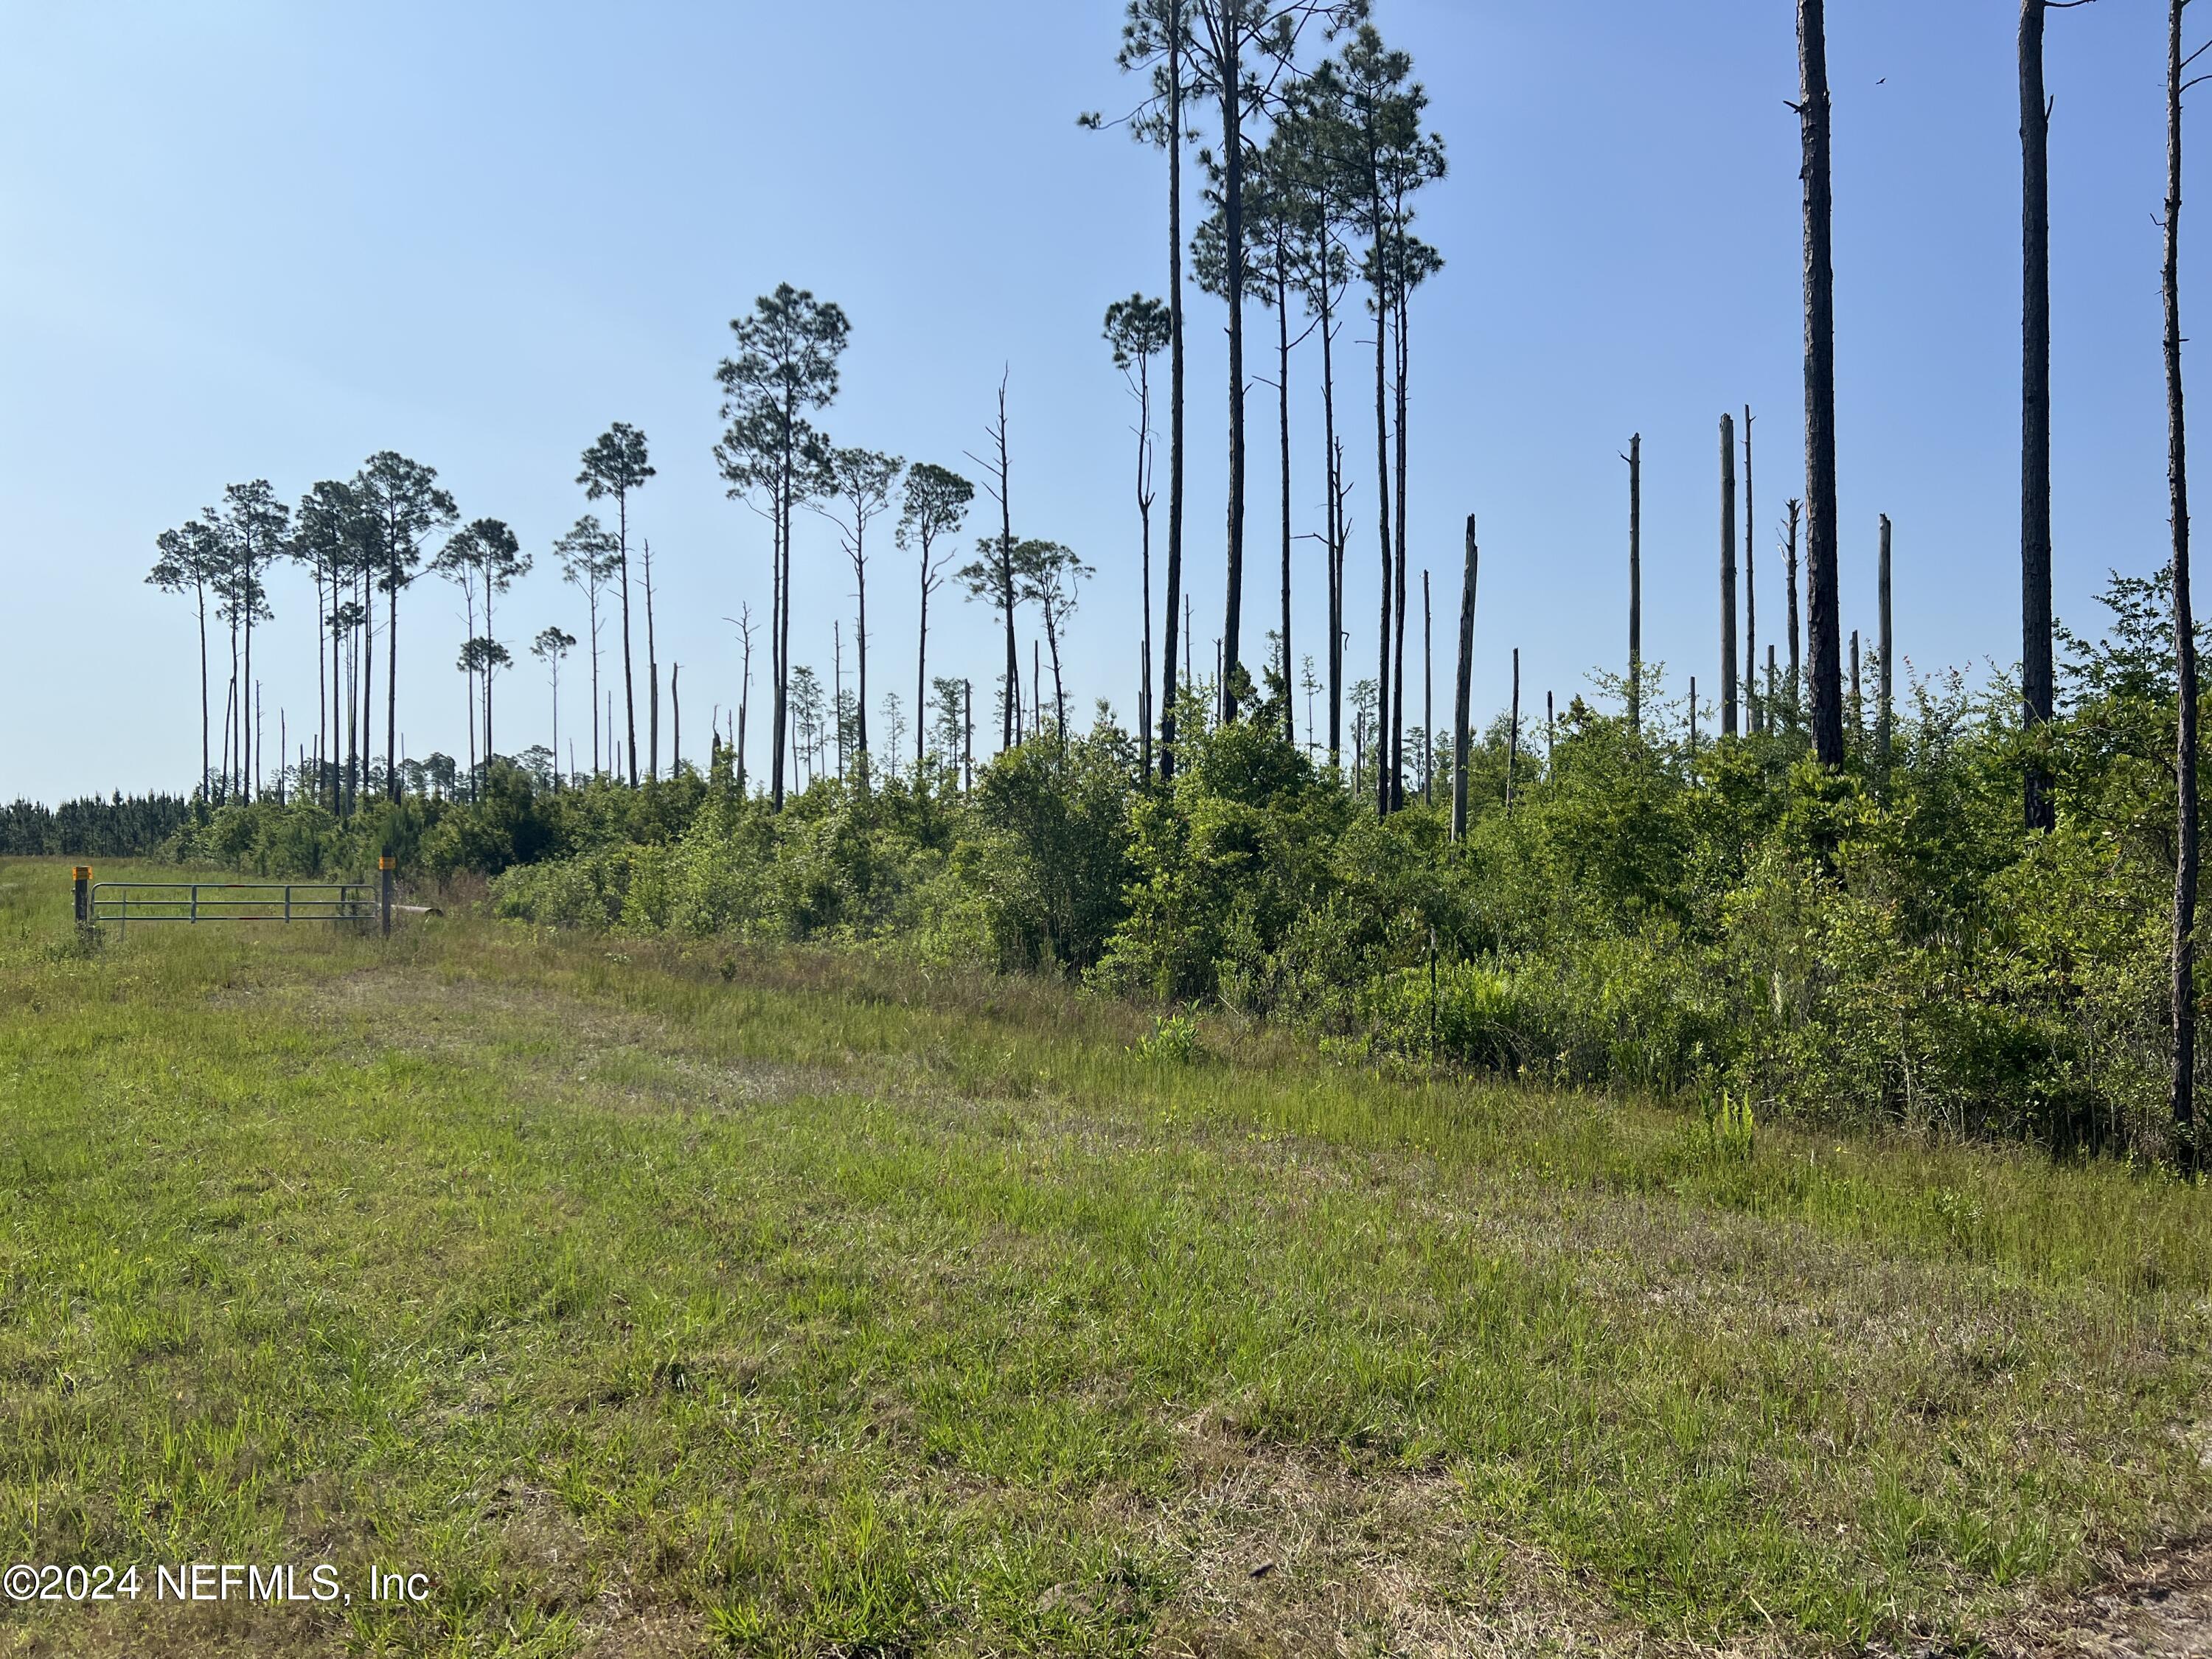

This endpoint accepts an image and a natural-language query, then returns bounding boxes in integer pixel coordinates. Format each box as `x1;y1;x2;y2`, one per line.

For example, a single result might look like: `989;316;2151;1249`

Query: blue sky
0;0;2196;801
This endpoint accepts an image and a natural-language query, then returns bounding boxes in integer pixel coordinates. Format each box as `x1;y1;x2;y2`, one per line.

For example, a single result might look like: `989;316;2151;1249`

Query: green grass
2;855;2210;1655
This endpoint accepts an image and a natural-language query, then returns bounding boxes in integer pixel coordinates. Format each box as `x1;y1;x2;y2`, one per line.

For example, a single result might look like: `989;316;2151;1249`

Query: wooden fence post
73;866;91;936
379;857;395;939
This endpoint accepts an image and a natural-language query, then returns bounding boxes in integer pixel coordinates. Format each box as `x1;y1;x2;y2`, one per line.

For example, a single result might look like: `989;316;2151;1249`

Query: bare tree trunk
1745;406;1759;734
1279;262;1295;745
312;563;326;807
672;662;681;776
992;377;1018;751
195;581;210;804
1372;277;1394;816
1138;350;1155;778
1801;0;1845;768
1160;14;1186;784
916;542;932;771
243;563;254;799
1851;630;1863;742
1627;434;1641;735
854;537;869;761
345;580;359;816
619;491;639;788
770;442;788;807
2023;0;2058;832
1877;515;1894;770
484;569;497;765
1506;647;1520;813
1390;275;1411;812
363;563;377;803
1217;4;1248;720
1786;498;1804;726
383;555;400;802
1047;611;1067;745
1321;291;1343;768
644;538;660;780
1422;569;1433;804
2168;0;2200;1158
1721;411;1739;740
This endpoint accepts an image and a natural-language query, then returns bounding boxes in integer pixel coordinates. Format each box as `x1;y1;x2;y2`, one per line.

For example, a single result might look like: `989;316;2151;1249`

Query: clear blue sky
0;0;2194;801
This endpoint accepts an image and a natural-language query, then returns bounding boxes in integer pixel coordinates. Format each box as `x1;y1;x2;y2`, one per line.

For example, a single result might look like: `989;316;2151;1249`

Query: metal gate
73;860;397;937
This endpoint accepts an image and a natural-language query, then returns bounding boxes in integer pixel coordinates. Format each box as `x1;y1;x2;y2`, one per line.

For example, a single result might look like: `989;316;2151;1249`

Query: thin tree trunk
1422;570;1433;804
1219;6;1248;720
195;580;209;802
1279;260;1295;743
1161;14;1186;783
1138;347;1155;778
855;538;869;760
771;428;789;809
1801;0;1844;768
916;538;932;771
992;377;1018;751
588;585;602;774
672;662;681;774
2167;0;2199;1156
2023;0;2058;832
737;630;751;798
464;581;479;791
313;563;326;808
1877;514;1894;769
1786;499;1804;726
221;673;236;803
619;492;639;788
484;570;496;765
1745;406;1759;734
226;603;239;800
345;580;359;816
384;549;400;801
1721;411;1739;740
644;538;660;780
243;552;254;799
1627;434;1641;736
1371;262;1394;816
1390;281;1411;812
1322;299;1343;768
1452;515;1478;841
1851;629;1863;741
1506;647;1520;813
1048;612;1066;744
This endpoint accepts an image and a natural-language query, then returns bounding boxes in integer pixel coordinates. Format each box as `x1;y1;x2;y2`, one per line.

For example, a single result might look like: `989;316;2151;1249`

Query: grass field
4;858;2212;1656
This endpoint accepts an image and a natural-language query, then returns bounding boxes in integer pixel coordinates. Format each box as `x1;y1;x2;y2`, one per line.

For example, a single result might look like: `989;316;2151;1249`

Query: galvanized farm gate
74;858;398;938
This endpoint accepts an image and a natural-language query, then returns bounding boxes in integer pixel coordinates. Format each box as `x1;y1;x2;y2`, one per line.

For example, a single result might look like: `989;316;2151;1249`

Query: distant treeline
0;794;197;858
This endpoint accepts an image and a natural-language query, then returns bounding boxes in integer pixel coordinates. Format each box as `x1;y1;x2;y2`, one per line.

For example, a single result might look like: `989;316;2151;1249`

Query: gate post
72;867;90;935
378;857;395;939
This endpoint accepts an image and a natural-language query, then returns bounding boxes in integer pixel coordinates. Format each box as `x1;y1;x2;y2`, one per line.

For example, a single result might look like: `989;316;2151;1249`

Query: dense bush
142;577;2211;1155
